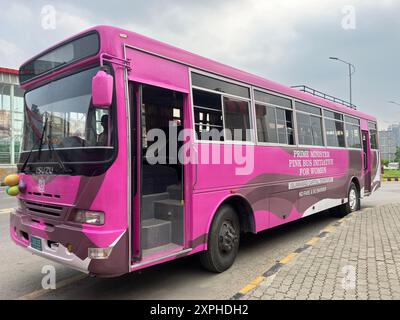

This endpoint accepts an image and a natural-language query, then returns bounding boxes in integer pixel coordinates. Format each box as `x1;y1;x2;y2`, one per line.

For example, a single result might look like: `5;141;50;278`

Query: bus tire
334;182;360;217
199;205;240;273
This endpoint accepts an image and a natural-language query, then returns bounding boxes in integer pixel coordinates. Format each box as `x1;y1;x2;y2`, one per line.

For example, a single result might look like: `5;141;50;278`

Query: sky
0;0;399;129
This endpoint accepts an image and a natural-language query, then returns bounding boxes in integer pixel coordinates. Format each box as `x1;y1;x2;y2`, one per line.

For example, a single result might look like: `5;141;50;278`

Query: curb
230;213;355;300
383;177;400;182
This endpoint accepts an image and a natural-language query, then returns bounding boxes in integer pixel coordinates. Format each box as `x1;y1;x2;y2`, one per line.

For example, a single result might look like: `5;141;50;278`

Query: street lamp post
329;57;356;108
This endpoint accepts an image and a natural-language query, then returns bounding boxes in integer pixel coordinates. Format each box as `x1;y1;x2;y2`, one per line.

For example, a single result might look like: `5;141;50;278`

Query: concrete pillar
10;84;15;165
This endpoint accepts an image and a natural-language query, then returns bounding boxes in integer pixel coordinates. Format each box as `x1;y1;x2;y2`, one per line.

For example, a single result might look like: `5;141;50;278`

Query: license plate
31;236;42;251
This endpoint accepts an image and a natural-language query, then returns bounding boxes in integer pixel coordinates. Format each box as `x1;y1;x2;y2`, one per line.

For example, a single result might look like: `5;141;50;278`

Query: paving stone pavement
241;203;400;300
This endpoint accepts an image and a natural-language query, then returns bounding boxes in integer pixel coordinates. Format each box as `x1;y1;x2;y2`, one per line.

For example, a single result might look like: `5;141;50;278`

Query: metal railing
0;152;11;164
291;85;357;110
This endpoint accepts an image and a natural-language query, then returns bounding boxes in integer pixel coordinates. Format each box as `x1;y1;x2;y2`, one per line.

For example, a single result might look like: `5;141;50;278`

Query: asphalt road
0;183;399;300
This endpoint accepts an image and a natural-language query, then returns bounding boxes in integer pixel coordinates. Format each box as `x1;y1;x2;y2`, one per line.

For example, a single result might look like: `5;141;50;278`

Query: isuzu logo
35;167;54;175
38;178;46;193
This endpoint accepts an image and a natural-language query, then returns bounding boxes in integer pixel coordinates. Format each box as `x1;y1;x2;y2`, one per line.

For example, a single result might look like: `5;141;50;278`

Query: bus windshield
22;66;113;154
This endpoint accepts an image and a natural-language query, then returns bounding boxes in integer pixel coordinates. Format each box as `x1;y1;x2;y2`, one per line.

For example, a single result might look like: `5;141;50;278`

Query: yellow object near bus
7;186;20;197
4;174;20;187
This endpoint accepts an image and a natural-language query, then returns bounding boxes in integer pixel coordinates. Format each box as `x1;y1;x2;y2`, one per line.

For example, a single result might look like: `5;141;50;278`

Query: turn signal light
88;247;113;259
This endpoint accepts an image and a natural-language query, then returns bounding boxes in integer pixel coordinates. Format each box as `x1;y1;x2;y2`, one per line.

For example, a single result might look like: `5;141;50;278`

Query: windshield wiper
47;121;72;174
20;114;49;173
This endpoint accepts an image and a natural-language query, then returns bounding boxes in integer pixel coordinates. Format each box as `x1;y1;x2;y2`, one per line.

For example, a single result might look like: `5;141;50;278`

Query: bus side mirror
92;70;113;108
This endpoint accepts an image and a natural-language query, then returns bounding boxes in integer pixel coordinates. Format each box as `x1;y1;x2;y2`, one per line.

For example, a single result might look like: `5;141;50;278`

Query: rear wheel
200;205;240;273
331;182;360;217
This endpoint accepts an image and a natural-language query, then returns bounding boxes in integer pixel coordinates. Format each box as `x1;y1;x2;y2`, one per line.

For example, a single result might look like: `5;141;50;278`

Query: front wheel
199;205;240;273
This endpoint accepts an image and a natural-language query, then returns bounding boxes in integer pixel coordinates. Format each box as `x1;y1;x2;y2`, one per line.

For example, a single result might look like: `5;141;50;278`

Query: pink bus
10;26;380;276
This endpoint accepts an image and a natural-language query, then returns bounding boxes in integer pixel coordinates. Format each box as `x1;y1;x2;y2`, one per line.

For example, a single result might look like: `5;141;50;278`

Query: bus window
223;97;251;142
368;122;378;149
193;89;223;140
256;104;277;143
345;116;361;148
191;73;252;142
254;91;294;145
256;104;294;145
296;104;324;147
324;111;345;148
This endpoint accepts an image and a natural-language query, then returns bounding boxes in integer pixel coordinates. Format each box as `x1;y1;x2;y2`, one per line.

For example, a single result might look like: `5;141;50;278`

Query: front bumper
10;208;128;277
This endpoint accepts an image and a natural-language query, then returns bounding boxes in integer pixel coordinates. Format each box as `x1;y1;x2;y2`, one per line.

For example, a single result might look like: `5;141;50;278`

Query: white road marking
0;208;14;215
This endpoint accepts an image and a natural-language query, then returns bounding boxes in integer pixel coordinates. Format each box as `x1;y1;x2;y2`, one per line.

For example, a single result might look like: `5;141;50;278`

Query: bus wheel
334;182;360;217
200;205;240;273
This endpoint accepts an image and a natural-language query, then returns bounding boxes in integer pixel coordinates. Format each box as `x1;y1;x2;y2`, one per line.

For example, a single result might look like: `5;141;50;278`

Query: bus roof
21;25;377;122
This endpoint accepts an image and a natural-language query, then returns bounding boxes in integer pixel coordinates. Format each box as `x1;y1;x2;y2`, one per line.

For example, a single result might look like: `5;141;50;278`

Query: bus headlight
70;210;105;225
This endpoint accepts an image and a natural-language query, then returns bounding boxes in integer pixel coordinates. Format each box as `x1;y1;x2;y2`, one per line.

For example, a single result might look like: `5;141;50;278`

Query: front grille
25;201;65;219
27;191;61;199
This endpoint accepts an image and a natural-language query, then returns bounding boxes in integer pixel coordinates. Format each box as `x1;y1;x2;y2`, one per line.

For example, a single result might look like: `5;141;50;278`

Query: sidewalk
235;203;400;300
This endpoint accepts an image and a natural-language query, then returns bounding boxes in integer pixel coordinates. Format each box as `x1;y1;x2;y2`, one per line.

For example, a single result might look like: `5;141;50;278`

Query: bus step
141;218;171;249
166;184;183;200
154;199;183;245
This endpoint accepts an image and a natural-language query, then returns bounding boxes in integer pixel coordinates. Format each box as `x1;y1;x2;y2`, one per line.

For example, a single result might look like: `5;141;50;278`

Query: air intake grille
25;201;65;219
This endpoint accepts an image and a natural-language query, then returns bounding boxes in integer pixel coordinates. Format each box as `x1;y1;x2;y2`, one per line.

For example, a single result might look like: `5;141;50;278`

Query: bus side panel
193;144;363;237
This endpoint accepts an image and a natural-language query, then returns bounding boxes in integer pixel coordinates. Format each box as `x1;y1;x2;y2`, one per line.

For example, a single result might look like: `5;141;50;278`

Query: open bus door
362;130;371;193
125;46;191;263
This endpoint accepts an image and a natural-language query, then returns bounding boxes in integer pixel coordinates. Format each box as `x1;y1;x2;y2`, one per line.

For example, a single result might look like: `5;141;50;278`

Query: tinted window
256;104;295;145
297;113;313;145
310;116;324;146
346;124;361;148
191;73;250;98
344;116;360;125
256;104;277;143
193;90;223;139
254;90;292;109
193;89;222;111
369;122;378;149
20;33;100;83
223;97;251;141
296;102;322;115
325;119;345;147
296;112;324;146
324;110;343;121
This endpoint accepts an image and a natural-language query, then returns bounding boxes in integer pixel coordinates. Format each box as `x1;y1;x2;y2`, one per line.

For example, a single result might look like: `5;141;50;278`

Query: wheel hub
218;221;238;253
349;189;357;210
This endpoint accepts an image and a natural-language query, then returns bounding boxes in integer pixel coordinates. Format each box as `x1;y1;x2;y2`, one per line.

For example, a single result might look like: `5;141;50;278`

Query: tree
395;147;400;163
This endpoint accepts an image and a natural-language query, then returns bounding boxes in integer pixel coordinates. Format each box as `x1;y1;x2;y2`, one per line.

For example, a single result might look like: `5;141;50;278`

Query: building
379;129;397;162
0;67;24;182
388;123;400;147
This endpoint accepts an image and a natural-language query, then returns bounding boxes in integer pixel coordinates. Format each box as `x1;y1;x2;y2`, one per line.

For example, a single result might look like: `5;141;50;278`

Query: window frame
189;68;366;150
251;87;298;147
323;110;346;149
368;121;379;150
344;115;362;150
190;69;254;144
294;101;325;148
192;88;224;135
19;31;101;85
254;95;295;146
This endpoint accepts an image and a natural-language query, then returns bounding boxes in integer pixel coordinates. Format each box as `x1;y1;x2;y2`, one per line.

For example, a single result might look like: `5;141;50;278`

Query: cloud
0;2;33;24
0;0;398;128
51;4;93;34
0;38;24;69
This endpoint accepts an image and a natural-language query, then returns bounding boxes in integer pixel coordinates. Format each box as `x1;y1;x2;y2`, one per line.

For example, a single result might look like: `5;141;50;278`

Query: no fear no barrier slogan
289;150;334;177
